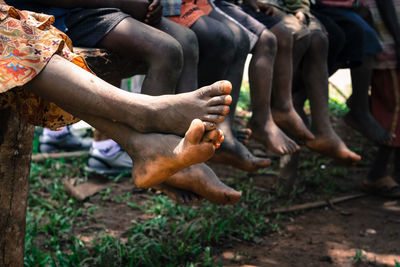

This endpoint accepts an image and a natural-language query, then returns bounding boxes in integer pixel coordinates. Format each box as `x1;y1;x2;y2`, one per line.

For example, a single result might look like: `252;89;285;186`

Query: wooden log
31;151;88;162
0;108;34;267
267;193;367;215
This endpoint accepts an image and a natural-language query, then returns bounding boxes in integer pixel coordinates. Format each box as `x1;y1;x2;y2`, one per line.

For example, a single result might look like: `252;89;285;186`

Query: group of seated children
1;0;400;203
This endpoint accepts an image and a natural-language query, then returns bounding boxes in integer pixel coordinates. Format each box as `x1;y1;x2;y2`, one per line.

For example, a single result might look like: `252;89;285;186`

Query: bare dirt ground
66;115;400;267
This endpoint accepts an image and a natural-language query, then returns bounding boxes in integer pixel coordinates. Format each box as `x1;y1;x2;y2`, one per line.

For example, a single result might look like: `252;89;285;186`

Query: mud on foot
130;119;224;188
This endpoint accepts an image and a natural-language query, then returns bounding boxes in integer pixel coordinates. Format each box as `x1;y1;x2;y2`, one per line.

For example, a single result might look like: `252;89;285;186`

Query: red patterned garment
364;0;400;146
0;4;91;129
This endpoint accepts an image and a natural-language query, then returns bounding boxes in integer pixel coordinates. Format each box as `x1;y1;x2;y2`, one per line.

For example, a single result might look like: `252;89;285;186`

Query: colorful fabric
5;0;82;32
363;0;400;69
259;0;310;14
318;0;354;8
371;69;400;147
161;0;182;16
168;0;212;27
0;5;91;129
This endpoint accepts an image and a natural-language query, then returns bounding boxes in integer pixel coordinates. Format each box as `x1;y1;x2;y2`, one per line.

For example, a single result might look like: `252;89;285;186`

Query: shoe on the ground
362;176;400;198
39;131;93;153
85;148;132;176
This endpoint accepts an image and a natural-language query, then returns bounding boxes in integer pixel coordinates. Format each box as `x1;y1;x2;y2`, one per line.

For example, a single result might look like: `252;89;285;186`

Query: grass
24;84;365;266
25;156;281;266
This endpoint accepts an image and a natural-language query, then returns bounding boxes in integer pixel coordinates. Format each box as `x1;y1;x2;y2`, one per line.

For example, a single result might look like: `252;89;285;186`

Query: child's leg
97;17;183;96
247;29;300;155
192;12;271;171
25;55;232;136
394;148;400;181
368;145;392;180
190;15;236;87
162;163;242;205
156;19;200;93
363;145;400;198
346;54;393;144
301;30;361;164
269;23;314;142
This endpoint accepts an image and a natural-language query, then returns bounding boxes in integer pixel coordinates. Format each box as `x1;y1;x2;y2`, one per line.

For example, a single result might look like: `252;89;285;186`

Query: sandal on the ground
362;176;400;198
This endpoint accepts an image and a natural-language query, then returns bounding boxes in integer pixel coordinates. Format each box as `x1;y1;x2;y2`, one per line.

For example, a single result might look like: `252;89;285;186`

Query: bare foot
306;131;361;165
143;81;232;135
165;164;242;205
153;184;203;205
129;119;224;188
234;128;252;145
211;137;271;172
272;107;315;141
344;111;393;145
248;118;300;155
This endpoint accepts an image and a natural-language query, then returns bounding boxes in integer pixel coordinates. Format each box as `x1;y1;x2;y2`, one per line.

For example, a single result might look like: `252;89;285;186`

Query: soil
67;116;400;267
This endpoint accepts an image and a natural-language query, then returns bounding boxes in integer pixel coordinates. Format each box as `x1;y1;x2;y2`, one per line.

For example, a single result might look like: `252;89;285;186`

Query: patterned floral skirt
0;5;91;129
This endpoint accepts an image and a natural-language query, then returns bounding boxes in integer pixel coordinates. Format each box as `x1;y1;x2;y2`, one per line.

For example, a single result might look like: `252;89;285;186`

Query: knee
154;38;184;69
180;29;199;61
213;28;236;60
309;30;328;52
275;25;293;51
256;29;277;56
230;25;251;56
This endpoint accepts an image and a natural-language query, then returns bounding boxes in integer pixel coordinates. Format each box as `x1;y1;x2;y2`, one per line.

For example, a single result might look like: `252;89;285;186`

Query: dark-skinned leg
161;163;242;205
346;54;393;144
97;17;183;96
368;145;392;181
25;55;232;136
156;19;200;93
394;148;400;181
192;13;271;171
302;31;361;164
363;145;400;198
247;30;299;155
191;15;236;86
269;23;314;142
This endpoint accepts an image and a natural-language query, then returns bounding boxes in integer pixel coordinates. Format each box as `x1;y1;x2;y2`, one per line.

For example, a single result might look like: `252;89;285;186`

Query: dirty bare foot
234;128;252;145
144;80;232;135
165;164;242;205
272;107;315;141
306;131;361;165
344;111;393;145
248;117;300;155
211;137;271;172
130;119;224;188
153;184;203;205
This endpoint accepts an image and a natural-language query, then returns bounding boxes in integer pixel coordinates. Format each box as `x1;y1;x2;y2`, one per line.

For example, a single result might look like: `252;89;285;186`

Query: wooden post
0;108;34;267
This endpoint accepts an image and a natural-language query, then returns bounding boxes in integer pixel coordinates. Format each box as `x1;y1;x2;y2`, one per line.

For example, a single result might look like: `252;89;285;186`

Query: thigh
97;17;180;59
274;8;310;41
65;8;130;47
191;15;233;46
156;18;198;50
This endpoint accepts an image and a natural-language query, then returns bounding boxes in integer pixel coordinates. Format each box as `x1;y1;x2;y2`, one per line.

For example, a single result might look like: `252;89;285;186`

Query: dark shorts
271;6;323;41
240;4;281;29
312;4;381;56
65;8;130;47
311;6;364;70
211;0;267;49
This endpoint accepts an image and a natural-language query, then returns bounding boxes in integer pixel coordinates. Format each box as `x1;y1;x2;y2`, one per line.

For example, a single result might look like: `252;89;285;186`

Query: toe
185;119;205;144
208;106;230;115
203;129;220;144
207;95;232;106
201;114;225;124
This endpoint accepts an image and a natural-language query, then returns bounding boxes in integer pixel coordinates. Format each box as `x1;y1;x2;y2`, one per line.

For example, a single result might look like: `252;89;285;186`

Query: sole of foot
305;133;361;165
165;164;242;205
131;119;223;188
